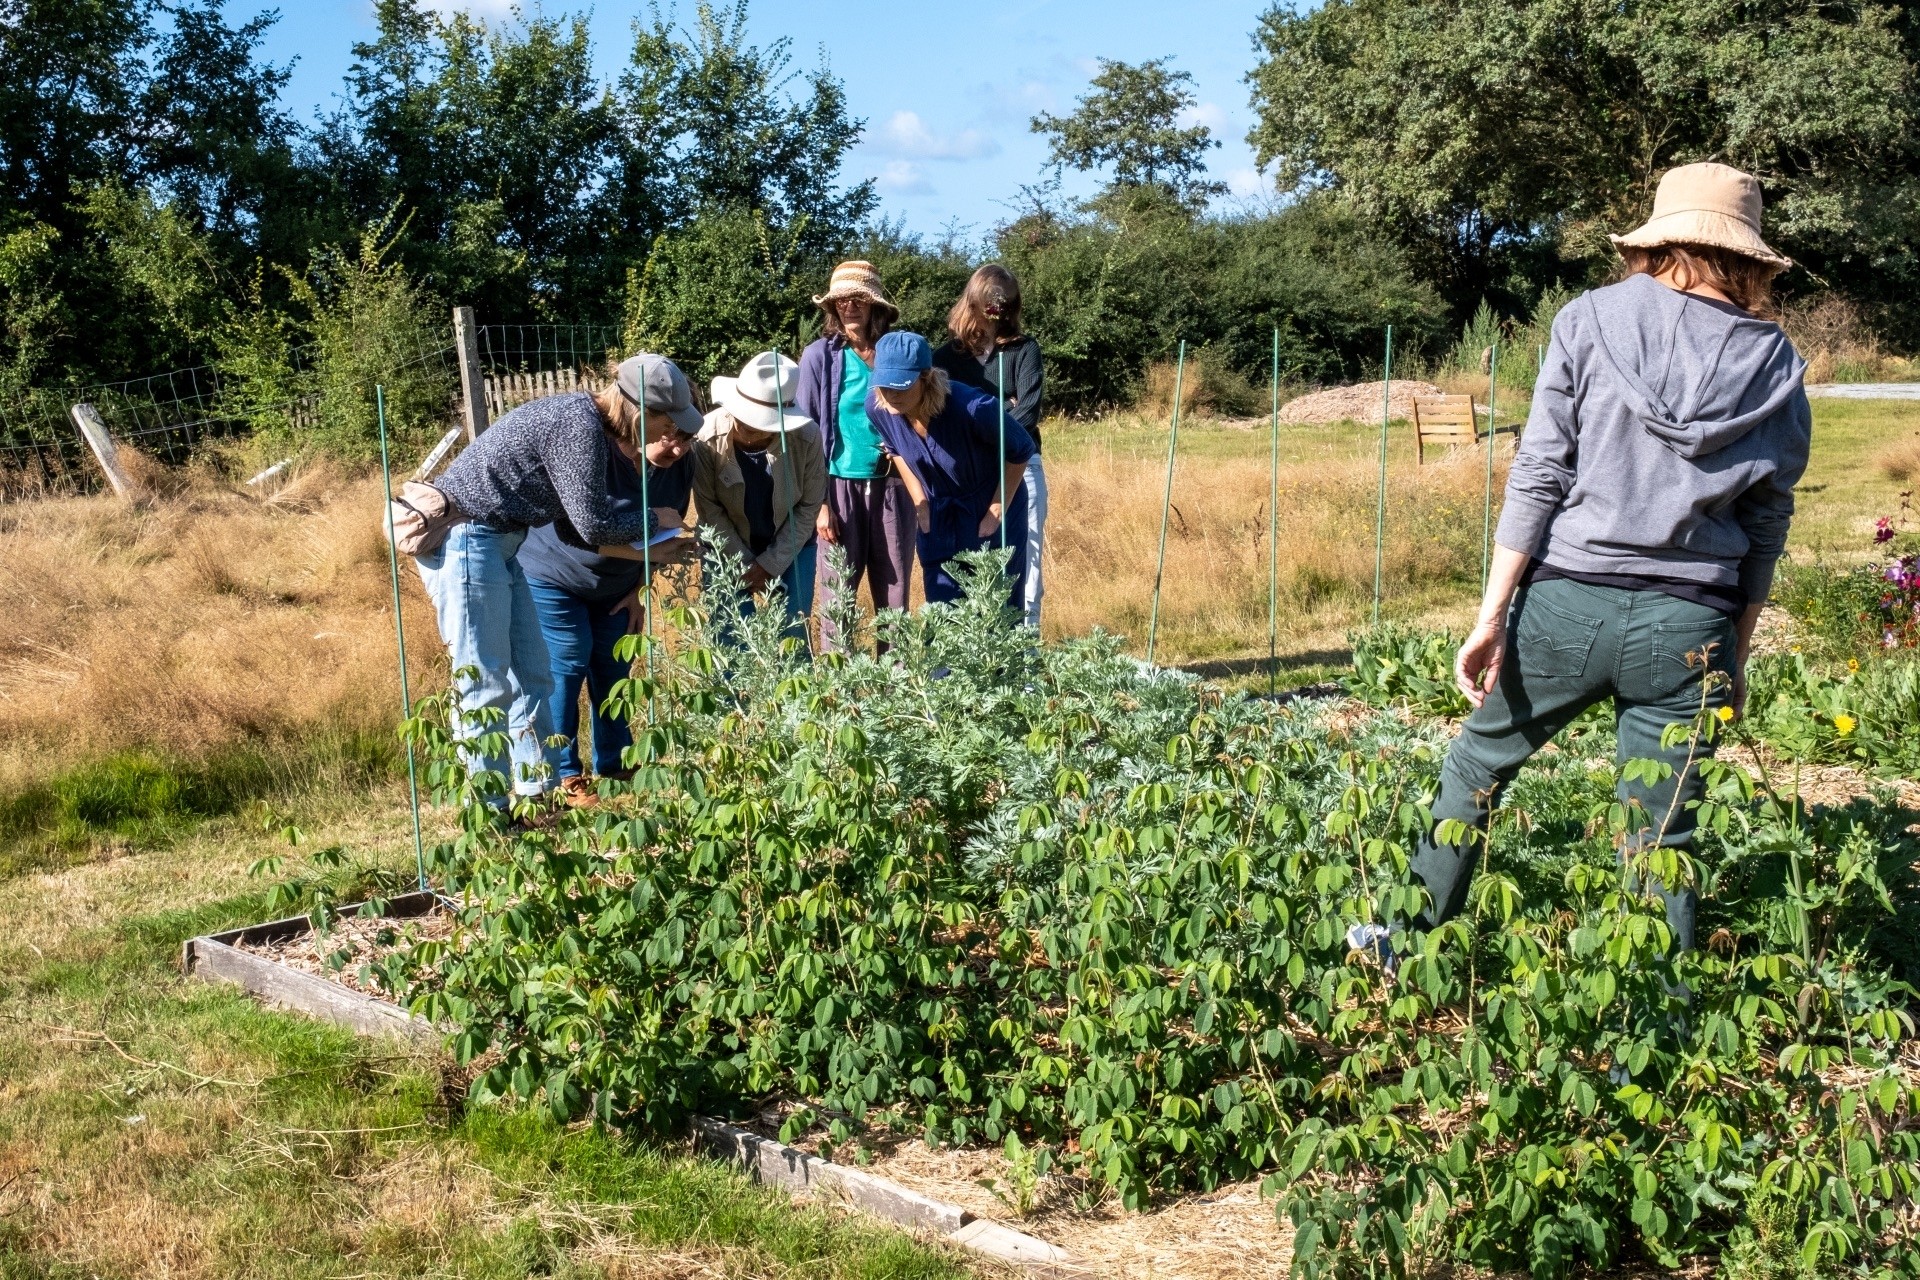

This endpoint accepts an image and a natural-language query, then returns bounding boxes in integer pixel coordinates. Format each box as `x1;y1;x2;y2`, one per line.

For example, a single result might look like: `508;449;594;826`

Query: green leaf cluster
378;552;1920;1276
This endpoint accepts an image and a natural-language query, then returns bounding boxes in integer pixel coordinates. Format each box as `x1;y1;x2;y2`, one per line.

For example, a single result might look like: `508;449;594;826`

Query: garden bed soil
231;903;453;996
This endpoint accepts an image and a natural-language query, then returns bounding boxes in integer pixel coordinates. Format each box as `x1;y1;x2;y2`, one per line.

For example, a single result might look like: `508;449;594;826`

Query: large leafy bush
392;555;1918;1277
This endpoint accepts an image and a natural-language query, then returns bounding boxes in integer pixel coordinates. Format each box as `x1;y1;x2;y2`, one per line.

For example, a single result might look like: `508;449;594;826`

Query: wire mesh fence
1;326;466;502
477;323;623;420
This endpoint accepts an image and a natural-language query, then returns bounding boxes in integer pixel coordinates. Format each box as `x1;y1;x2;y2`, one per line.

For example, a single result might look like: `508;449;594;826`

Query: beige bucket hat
710;351;814;435
812;260;899;322
1610;162;1791;270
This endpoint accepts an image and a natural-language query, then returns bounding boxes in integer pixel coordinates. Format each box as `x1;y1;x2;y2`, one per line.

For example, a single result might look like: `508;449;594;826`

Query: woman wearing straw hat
794;260;915;650
1355;162;1811;967
692;350;827;640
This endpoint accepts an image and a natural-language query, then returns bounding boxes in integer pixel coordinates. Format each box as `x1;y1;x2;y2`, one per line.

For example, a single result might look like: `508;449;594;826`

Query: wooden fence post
453;306;489;441
70;403;136;499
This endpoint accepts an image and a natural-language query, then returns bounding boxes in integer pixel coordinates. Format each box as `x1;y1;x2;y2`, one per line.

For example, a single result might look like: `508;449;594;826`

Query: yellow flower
1848;658;1860;673
1834;714;1857;737
1716;705;1735;723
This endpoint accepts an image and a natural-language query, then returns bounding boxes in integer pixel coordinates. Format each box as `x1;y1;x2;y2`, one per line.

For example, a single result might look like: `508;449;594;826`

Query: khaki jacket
691;409;826;578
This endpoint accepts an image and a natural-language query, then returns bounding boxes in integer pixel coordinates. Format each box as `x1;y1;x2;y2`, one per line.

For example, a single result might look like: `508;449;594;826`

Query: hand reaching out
1455;619;1507;708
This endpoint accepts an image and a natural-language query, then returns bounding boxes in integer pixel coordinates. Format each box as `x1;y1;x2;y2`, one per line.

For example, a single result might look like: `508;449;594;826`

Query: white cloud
874;160;934;197
874;110;1001;162
1178;101;1229;133
1227;167;1269;198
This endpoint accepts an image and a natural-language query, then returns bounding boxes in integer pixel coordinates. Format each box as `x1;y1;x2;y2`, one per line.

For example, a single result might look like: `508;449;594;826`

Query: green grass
0;729;398;882
0;796;982;1280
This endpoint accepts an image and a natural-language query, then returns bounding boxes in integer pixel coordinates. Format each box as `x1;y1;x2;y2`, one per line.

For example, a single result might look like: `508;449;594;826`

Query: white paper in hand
637;527;685;550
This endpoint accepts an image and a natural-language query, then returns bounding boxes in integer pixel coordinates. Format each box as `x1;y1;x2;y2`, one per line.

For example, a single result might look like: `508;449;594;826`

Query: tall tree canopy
1247;0;1920;332
1032;58;1224;211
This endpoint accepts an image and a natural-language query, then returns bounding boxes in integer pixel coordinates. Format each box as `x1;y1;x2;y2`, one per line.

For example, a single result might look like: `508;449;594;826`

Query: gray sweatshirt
1495;272;1810;606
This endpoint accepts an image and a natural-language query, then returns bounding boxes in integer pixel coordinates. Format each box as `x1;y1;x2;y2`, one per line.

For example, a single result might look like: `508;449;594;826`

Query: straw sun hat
812;260;899;322
1609;162;1791;270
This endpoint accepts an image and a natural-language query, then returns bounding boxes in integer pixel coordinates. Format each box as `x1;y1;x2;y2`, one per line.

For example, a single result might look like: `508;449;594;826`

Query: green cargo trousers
1410;577;1736;952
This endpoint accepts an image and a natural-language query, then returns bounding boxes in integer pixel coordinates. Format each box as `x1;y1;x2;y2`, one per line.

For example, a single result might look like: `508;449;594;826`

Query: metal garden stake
1482;340;1500;587
375;385;428;893
1268;327;1281;697
1372;326;1394;626
1146;341;1186;669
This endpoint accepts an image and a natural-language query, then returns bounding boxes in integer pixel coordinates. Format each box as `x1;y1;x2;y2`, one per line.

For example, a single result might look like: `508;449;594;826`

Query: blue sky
253;0;1284;246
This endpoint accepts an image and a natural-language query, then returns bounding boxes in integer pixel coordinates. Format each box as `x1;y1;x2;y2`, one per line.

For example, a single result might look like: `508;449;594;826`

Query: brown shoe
558;775;600;808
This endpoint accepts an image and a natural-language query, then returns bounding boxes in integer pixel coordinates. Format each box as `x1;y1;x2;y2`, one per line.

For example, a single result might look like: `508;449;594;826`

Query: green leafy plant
1343;622;1470;717
386;552;1917;1278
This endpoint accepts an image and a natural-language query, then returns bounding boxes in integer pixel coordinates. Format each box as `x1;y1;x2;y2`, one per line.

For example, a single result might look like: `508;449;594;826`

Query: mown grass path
0;785;987;1280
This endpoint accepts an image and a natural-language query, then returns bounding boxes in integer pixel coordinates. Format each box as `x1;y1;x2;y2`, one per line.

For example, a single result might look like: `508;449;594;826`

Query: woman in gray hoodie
1375;163;1810;960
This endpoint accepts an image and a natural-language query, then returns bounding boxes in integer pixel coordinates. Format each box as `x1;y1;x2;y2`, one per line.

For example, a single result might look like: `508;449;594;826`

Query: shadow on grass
0;729;399;882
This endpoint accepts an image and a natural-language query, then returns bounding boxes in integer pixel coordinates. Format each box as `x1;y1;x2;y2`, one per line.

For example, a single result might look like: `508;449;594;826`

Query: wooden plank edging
183;906;1093;1276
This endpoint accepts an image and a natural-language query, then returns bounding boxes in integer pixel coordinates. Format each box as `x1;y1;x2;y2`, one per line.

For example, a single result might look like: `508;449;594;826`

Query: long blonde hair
947;265;1023;352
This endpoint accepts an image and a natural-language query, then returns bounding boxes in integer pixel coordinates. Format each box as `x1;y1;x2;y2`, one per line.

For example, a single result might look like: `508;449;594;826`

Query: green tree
1031;58;1224;211
1246;0;1920;334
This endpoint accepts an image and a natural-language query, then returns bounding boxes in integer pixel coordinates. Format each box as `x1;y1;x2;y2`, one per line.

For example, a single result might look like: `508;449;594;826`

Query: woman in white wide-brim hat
1356;161;1812;974
691;351;827;642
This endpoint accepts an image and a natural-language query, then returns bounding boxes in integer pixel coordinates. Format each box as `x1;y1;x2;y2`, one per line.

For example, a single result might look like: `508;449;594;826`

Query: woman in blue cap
866;331;1034;607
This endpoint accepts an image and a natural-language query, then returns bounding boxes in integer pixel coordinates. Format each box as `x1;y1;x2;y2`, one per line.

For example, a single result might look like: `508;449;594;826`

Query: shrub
389;553;1919;1278
1343;621;1469;718
218;208;455;462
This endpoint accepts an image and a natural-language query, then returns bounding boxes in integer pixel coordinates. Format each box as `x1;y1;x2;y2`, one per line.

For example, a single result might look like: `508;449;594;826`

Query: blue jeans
738;541;817;645
922;484;1028;608
414;523;561;803
526;579;636;778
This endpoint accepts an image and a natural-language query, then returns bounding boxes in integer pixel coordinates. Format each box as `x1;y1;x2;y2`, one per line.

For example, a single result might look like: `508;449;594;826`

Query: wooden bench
1412;394;1520;465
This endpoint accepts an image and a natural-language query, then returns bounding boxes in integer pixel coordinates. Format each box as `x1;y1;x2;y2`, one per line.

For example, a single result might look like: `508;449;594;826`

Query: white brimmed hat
1609;162;1791;270
711;351;814;435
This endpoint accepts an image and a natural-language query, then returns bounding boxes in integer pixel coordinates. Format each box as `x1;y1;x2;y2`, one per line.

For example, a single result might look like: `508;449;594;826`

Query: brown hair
592;382;644;449
1617;243;1784;319
819;294;896;341
947;264;1023;352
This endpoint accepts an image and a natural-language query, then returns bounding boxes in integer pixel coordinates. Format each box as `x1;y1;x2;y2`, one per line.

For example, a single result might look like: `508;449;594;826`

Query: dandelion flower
1848;658;1860;673
1834;714;1857;737
1716;705;1735;723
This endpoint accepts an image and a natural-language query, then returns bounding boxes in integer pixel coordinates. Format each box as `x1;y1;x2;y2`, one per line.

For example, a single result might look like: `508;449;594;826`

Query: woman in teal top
796;261;917;649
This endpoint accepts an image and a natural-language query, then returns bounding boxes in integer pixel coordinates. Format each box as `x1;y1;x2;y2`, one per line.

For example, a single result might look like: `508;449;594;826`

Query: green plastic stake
1482;340;1500;587
637;376;656;725
1146;341;1186;669
1268;327;1281;697
771;349;802;643
375;385;428;893
1372;326;1394;627
996;349;1008;552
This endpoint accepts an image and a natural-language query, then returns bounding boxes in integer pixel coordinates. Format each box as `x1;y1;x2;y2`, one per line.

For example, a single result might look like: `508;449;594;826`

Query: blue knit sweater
433;392;658;545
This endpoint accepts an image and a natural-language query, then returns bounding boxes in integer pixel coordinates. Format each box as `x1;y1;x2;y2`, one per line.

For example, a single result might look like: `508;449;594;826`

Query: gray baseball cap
615;353;703;434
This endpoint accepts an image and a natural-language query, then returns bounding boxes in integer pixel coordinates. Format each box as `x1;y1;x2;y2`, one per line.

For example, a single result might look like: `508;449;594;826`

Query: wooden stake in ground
69;403;136;499
453;305;490;442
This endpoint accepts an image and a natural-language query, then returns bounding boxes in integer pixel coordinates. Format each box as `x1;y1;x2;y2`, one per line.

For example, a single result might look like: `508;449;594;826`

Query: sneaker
558;775;599;808
1345;922;1399;977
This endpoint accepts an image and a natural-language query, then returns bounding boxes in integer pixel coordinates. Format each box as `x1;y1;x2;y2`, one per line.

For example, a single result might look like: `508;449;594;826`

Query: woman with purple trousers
794;261;916;650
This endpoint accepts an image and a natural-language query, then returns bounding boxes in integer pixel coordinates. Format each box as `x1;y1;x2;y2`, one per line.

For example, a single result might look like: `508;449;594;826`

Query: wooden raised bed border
182;896;1090;1278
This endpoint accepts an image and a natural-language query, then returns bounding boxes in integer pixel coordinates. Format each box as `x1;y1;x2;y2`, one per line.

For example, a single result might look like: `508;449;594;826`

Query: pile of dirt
1277;380;1445;425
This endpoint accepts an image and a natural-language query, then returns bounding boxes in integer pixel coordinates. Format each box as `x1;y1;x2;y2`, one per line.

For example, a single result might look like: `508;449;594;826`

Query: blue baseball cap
872;331;933;390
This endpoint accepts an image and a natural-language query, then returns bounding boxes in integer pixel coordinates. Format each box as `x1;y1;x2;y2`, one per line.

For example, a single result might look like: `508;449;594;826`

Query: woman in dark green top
933;265;1046;628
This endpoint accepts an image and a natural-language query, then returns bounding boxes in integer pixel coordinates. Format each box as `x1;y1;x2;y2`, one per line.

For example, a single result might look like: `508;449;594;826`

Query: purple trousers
816;473;915;650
